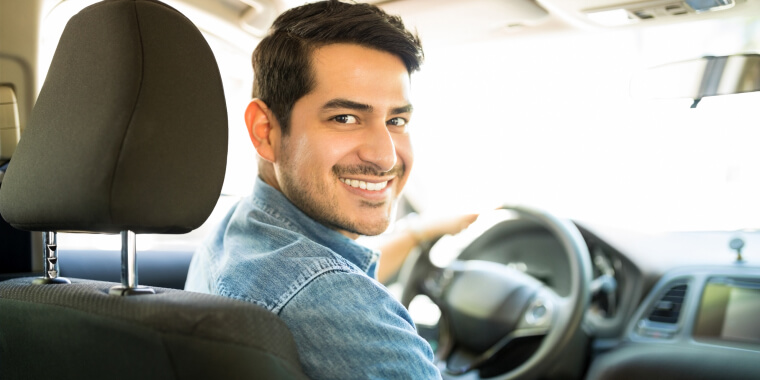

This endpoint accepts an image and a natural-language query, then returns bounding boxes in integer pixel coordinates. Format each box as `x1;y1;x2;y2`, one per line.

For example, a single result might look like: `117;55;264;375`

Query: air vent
647;284;688;324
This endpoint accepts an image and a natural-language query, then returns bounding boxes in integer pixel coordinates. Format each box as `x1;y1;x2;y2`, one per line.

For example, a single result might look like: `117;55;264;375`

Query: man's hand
409;213;479;243
377;213;479;283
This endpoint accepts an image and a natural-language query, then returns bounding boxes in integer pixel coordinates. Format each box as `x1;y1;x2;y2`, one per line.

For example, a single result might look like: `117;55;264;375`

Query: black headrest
0;0;228;234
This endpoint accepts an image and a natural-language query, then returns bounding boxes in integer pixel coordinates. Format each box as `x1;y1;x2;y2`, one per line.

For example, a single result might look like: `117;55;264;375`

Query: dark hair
251;0;424;133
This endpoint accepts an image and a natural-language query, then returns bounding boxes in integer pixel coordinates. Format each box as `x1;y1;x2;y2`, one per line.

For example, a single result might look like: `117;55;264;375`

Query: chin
353;217;391;236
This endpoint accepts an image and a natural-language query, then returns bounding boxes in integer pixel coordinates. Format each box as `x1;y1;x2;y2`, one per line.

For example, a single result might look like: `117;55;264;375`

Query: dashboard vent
647;284;688;324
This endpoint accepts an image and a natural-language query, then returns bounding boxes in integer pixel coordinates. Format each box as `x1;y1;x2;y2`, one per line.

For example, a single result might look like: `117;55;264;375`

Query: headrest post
123;230;137;288
32;231;70;285
109;230;155;296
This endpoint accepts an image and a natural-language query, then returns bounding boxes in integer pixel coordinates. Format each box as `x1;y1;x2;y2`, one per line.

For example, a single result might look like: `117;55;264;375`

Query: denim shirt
185;178;441;379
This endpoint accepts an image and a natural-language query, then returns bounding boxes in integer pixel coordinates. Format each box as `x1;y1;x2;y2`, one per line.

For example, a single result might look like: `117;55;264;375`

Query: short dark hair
251;0;424;133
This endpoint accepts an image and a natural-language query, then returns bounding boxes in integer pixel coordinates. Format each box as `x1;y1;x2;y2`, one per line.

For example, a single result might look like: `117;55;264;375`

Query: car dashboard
585;263;760;380
425;214;760;379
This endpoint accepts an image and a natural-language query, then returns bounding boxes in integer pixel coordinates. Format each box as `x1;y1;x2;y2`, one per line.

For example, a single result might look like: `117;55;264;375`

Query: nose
358;122;397;173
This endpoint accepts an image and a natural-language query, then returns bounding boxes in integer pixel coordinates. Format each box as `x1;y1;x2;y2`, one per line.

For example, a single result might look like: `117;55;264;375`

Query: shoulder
191;196;375;314
280;271;441;379
283;270;409;323
213;227;363;313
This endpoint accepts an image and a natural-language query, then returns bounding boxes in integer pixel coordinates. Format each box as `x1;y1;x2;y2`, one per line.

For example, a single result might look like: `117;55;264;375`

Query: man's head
250;0;423;133
245;0;424;239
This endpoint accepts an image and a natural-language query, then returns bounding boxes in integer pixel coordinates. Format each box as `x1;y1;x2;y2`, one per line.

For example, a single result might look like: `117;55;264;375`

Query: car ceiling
177;0;760;48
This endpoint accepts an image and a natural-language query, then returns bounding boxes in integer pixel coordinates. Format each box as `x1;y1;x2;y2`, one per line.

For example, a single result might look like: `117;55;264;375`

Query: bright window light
408;295;442;327
407;17;760;232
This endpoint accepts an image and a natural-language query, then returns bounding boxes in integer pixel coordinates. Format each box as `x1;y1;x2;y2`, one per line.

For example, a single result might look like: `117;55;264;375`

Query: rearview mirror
630;54;760;101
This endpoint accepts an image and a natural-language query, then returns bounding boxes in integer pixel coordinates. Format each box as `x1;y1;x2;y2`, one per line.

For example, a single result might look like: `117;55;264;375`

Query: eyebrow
321;98;413;115
391;104;414;115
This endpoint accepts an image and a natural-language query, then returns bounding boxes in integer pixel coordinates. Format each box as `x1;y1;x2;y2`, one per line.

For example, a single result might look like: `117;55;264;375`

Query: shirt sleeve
278;271;442;380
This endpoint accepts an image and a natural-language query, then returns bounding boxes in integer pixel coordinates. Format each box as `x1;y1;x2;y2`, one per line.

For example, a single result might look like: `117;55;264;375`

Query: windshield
405;16;760;232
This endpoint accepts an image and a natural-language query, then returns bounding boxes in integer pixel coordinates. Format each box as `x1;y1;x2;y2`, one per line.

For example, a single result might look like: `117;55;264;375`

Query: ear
245;99;278;163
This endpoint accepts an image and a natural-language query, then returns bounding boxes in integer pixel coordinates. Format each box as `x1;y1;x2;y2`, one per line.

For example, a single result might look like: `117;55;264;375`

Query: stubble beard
278;159;401;237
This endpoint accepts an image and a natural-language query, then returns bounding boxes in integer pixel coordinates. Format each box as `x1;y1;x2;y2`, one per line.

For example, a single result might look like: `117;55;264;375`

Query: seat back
0;278;306;379
0;1;306;378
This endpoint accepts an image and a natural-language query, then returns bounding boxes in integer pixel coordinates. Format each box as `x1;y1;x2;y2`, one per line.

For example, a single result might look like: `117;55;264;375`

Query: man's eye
387;117;407;127
333;115;358;124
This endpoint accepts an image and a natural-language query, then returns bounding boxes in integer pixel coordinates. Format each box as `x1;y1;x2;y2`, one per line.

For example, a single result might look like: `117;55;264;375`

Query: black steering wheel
400;205;592;379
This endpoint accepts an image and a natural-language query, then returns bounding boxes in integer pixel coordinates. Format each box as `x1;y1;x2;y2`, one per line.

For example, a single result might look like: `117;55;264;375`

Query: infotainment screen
693;279;760;344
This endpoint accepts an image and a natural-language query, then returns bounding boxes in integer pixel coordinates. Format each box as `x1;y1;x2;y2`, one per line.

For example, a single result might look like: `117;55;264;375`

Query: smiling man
264;42;414;238
185;1;440;378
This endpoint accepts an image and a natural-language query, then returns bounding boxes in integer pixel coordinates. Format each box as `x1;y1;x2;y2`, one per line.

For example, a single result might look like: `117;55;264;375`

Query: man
185;1;440;378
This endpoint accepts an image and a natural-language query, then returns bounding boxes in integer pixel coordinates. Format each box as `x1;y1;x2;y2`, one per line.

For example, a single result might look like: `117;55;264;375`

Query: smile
339;178;389;191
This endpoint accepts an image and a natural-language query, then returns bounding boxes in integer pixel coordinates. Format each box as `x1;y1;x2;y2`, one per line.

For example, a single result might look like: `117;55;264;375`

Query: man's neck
337;229;360;240
256;173;361;241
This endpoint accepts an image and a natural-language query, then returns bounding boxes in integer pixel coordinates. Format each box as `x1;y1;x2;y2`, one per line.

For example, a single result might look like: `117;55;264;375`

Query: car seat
0;1;307;379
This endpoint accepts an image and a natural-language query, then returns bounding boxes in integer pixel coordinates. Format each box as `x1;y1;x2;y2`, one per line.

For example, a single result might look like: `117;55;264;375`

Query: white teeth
341;178;389;191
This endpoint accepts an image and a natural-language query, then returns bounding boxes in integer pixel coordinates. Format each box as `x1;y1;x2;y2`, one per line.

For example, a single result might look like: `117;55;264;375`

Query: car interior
1;0;760;379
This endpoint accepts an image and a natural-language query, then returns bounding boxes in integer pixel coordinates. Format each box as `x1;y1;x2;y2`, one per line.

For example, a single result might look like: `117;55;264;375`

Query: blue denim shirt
185;177;441;379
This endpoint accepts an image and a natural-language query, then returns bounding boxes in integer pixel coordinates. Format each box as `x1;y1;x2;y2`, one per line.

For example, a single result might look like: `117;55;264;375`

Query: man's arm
278;271;441;380
376;213;478;283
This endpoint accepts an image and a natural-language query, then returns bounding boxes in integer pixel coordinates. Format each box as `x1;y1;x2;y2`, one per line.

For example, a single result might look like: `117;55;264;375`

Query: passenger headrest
0;0;228;234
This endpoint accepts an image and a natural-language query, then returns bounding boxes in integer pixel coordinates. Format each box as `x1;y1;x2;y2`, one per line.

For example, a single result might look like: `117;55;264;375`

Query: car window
406;16;760;232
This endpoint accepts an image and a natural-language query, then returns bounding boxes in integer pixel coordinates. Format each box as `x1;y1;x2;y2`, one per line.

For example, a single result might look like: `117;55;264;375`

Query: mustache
332;164;405;178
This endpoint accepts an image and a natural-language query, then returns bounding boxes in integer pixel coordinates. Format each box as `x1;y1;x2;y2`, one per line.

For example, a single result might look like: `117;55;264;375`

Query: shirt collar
250;177;379;274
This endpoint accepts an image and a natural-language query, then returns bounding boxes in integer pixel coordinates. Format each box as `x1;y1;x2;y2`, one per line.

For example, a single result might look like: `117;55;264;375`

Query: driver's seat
0;1;306;378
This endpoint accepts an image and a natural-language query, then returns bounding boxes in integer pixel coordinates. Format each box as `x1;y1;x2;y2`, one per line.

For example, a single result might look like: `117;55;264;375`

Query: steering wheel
400;205;592;379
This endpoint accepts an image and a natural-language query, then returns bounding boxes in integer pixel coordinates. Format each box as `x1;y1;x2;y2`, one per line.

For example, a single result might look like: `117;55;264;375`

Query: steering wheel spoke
445;325;549;376
514;287;561;335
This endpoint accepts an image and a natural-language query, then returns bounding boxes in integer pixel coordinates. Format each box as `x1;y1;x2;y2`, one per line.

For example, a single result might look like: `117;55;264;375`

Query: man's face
272;43;414;238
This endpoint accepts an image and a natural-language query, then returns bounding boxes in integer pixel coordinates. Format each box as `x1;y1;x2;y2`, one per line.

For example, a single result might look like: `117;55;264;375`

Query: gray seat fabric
0;278;305;380
0;0;227;234
0;0;307;378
